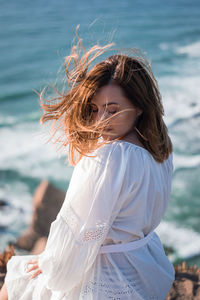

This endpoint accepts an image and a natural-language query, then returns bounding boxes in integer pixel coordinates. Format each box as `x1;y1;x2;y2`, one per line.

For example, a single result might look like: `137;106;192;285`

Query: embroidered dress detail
80;221;109;243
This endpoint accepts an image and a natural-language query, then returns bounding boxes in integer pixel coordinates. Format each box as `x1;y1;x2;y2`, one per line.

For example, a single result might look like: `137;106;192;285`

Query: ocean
0;0;200;266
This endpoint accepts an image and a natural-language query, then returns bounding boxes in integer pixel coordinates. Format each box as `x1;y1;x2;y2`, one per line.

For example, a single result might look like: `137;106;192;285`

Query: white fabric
5;140;175;300
99;231;154;254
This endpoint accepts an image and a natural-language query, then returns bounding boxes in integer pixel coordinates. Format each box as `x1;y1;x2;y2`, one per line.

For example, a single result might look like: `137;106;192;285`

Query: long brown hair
38;30;173;166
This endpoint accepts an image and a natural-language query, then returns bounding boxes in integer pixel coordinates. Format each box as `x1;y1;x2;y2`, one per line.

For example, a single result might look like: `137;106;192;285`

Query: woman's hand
26;259;42;279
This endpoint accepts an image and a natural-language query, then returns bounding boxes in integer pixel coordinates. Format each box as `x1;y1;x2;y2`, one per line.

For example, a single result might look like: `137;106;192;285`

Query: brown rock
16;180;66;251
174;279;193;299
166;262;200;299
31;237;47;255
0;273;5;289
0;245;15;289
16;228;41;251
194;286;200;299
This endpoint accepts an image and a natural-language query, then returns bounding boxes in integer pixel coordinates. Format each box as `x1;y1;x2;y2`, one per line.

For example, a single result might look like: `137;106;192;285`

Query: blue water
1;0;200;265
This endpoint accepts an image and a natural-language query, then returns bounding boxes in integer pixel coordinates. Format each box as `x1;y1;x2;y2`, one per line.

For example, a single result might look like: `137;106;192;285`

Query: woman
0;35;174;299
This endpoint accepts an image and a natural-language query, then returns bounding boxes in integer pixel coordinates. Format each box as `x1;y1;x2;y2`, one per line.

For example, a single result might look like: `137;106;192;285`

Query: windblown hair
38;31;173;166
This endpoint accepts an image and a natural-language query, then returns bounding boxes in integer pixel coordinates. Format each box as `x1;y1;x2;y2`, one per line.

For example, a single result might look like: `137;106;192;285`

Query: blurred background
0;0;200;266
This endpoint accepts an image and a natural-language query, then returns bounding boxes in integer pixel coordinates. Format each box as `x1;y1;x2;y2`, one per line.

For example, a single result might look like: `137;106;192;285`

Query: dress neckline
112;140;149;153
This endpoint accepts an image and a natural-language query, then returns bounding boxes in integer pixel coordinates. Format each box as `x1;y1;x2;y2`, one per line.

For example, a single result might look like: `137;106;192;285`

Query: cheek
128;112;137;124
112;112;133;125
112;113;137;132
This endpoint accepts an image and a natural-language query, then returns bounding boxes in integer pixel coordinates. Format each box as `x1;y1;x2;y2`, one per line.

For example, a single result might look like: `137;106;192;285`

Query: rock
194;286;200;299
31;237;47;255
16;229;41;251
0;273;6;289
15;180;66;251
173;279;193;299
0;199;8;208
0;245;15;289
166;262;200;299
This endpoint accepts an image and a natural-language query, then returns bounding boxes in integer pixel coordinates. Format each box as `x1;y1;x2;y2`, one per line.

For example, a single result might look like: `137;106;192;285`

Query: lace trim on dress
81;279;158;299
80;221;109;243
59;204;109;244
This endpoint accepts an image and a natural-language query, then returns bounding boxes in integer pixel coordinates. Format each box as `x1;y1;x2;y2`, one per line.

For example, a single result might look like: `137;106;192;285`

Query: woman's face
90;83;142;141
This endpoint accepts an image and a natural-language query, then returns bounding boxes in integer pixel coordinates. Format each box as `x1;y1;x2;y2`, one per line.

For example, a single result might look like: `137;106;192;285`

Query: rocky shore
0;180;200;299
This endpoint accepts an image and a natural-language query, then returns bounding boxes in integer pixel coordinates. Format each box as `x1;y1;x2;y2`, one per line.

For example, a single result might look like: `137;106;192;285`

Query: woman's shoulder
96;141;173;172
108;140;173;163
98;140;150;156
78;141;173;185
82;140;173;172
91;140;150;166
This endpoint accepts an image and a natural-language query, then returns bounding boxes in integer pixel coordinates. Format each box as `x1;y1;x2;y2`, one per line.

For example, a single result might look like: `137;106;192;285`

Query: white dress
5;140;175;300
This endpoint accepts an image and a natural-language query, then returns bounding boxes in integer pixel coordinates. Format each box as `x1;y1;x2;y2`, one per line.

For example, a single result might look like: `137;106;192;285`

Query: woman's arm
37;143;128;293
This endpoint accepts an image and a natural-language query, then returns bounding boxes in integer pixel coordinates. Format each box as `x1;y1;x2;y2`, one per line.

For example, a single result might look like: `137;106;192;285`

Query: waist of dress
99;231;155;254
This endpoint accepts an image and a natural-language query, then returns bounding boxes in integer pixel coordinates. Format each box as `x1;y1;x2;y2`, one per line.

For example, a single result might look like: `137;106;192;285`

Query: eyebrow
91;102;119;107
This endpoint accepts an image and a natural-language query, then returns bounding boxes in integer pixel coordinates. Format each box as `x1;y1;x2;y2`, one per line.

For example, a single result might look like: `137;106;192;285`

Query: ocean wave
0;90;33;103
156;221;200;261
0;111;42;128
0;183;32;252
159;43;169;51
176;41;200;57
173;153;200;171
0;122;73;183
159;40;200;58
159;74;200;127
0;168;41;192
0;115;18;127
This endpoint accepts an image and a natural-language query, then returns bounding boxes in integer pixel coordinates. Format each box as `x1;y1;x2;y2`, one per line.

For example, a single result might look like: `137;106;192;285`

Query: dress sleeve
38;143;129;293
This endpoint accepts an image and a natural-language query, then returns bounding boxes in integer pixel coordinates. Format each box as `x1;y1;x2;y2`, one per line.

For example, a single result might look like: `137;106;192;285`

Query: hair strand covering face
36;26;173;166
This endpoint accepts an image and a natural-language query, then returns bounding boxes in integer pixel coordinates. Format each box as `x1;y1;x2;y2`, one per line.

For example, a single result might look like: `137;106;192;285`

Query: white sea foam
159;75;200;127
176;41;200;58
0;183;32;219
156;221;200;260
0;183;32;253
159;40;200;58
0;111;41;127
159;43;169;51
0;114;18;126
0;122;73;183
173;153;200;170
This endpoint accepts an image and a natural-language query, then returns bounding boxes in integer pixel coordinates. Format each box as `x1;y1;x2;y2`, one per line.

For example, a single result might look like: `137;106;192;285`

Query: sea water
0;0;200;265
